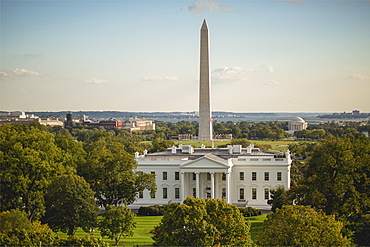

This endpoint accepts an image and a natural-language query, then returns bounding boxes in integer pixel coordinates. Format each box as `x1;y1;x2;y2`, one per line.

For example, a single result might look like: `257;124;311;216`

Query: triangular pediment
181;153;229;170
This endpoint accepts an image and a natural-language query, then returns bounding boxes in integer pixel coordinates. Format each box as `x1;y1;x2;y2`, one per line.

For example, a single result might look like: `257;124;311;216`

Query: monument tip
201;19;208;30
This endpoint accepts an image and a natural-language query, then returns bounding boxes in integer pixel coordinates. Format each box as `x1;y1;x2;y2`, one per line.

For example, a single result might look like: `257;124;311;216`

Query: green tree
267;185;291;212
43;174;99;235
152;199;216;246
257;205;350;246
79;137;156;207
0;209;56;246
297;136;370;218
99;206;136;246
0;123;75;221
153;197;253;246
205;198;253;246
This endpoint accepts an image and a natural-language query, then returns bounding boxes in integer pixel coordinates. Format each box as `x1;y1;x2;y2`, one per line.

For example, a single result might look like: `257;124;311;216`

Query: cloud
212;66;254;82
82;77;108;84
188;0;235;18
12;68;41;76
266;80;280;85
268;66;274;73
347;73;370;80
0;68;42;80
140;75;179;82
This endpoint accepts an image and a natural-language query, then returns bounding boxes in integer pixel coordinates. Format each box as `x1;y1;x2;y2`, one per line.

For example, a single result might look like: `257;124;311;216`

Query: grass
56;214;267;246
247;214;267;242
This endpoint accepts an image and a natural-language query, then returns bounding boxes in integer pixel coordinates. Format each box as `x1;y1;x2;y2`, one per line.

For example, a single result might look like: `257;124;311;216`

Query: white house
133;143;291;208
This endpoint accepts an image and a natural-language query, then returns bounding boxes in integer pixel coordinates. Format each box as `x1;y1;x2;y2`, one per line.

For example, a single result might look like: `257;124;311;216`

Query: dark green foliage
43;174;99;235
153;197;253;246
57;235;109;247
79;135;156;207
99;206;136;246
267;186;292;212
238;207;261;217
0;209;57;246
0;123;76;221
257;205;350;246
138;205;168;216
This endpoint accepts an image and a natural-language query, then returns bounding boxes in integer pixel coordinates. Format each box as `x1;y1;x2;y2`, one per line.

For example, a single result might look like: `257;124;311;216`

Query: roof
145;147;276;160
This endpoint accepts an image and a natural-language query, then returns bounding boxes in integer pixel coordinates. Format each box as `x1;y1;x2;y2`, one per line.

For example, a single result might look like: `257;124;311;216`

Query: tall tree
153;197;253;246
0;123;75;221
0;209;56;246
296;135;370;218
79;137;156;207
257;205;350;246
99;206;136;246
43;174;99;235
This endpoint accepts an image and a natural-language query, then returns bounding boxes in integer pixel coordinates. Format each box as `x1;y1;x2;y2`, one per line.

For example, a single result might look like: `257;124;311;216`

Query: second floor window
264;172;269;181
239;172;244;181
252;172;257;181
175;172;180;180
163;172;167;180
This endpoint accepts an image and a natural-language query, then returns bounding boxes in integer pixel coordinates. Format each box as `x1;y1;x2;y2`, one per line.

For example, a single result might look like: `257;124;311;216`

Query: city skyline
1;0;370;112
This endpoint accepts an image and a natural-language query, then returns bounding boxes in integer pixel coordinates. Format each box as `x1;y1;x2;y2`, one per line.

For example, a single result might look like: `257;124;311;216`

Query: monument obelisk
198;19;213;141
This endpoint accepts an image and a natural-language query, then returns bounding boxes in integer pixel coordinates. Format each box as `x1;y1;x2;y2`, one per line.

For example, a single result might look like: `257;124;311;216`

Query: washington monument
198;20;213;141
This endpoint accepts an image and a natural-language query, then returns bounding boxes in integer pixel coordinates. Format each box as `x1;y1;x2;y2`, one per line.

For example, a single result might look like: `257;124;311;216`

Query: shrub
238;207;261;217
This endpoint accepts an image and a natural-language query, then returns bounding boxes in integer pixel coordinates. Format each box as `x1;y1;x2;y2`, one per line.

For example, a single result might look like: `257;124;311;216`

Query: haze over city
1;0;369;113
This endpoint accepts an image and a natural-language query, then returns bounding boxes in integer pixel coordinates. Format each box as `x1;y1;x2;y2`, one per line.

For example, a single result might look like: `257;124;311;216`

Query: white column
226;172;231;203
196;172;200;198
210;172;215;199
181;172;185;203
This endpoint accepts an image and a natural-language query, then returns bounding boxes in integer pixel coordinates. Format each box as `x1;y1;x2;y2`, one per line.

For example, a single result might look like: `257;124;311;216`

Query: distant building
64;112;74;127
132;143;291;208
122;120;155;132
0;111;63;126
288;117;308;132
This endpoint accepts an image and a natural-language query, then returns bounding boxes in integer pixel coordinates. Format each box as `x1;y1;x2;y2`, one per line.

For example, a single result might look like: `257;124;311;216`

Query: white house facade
133;144;291;208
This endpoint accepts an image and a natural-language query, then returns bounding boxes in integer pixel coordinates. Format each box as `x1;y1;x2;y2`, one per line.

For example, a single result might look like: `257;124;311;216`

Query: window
277;172;282;181
252;172;257;181
265;188;270;200
175;188;180;199
163;171;167;180
239;172;244;181
193;188;196;197
264;172;269;181
207;173;211;180
252;188;257;200
222;173;226;181
139;191;143;199
175;172;180;180
239;188;245;200
151;171;155;175
222;188;226;199
193;173;196;180
163;188;168;199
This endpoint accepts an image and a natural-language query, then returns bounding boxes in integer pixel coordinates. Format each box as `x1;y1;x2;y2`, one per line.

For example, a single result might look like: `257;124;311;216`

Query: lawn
56;214;267;246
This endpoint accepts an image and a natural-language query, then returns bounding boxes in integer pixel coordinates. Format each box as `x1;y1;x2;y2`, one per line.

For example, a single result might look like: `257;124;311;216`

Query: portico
180;153;233;203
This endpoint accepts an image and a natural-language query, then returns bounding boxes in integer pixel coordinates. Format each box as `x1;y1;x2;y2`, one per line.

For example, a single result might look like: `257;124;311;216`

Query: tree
257;205;350;246
152;197;253;246
267;185;291;212
79;137;156;207
0;209;56;246
205;198;253;246
0;123;75;221
152;199;216;246
99;206;136;246
43;174;99;235
296;136;370;219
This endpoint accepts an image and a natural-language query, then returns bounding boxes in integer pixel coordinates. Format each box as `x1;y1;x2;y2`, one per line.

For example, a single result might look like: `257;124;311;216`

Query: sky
1;0;370;113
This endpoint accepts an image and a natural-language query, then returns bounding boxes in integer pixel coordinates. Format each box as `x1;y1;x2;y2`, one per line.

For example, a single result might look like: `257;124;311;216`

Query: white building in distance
288;117;308;132
133;144;291;208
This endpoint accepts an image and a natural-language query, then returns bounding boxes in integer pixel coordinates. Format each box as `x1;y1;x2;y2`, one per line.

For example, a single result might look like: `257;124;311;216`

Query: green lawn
56;214;267;246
